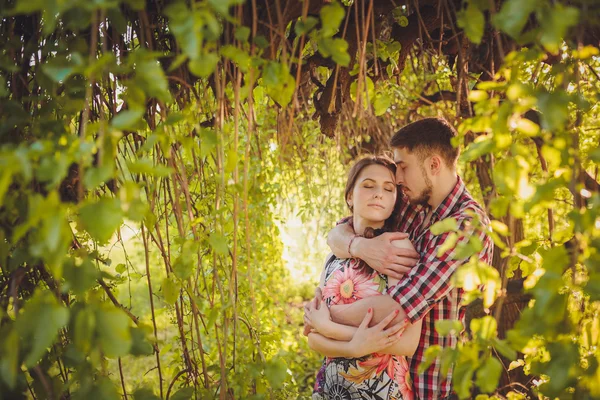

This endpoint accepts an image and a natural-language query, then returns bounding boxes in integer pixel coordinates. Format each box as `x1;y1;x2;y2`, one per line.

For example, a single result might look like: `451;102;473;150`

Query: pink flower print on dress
322;261;381;305
394;356;414;400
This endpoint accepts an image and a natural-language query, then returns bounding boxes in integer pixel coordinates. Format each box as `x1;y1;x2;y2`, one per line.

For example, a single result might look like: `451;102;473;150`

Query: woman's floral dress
312;257;414;400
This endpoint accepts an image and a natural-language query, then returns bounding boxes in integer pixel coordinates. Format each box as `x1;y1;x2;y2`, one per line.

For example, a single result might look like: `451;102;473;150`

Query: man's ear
429;155;443;175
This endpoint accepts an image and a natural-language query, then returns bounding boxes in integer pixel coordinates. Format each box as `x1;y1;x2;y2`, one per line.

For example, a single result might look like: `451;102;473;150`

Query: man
314;117;493;399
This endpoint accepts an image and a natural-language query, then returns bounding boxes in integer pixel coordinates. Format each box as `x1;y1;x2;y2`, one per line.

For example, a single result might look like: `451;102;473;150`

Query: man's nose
396;169;404;185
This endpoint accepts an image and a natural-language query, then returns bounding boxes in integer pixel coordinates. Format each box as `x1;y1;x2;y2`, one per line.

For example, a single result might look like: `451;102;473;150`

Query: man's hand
354;232;419;279
303;288;323;336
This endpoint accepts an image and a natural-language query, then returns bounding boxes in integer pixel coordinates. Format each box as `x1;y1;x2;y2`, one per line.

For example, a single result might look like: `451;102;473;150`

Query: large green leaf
492;0;539;38
538;4;579;55
262;62;295;107
17;292;70;367
95;307;132;358
457;4;485;44
320;2;345;37
78;197;123;243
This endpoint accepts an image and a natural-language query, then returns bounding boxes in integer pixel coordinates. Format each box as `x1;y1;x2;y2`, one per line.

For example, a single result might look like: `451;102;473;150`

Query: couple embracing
304;118;493;399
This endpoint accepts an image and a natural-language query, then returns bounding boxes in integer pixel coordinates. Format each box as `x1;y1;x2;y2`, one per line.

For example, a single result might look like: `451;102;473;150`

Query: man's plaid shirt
388;177;493;399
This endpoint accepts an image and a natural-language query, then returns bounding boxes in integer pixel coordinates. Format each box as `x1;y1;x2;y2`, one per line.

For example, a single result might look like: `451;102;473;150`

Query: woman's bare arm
316;312;422;357
307;332;357;358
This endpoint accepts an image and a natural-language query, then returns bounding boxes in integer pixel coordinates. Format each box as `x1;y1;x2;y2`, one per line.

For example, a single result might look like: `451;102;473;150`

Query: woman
305;155;422;400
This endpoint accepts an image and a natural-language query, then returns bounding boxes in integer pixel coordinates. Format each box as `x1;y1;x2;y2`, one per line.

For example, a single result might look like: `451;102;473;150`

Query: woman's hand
348;308;409;358
304;300;333;336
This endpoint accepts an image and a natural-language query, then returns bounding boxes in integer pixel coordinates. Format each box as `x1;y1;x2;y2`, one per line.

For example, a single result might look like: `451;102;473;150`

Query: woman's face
348;164;397;223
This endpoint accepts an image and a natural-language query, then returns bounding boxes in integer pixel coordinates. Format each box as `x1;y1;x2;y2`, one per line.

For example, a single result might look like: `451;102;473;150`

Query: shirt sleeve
387;211;492;323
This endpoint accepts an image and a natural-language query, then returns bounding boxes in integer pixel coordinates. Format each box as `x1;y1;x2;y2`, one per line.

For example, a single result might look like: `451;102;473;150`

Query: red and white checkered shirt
388;177;493;399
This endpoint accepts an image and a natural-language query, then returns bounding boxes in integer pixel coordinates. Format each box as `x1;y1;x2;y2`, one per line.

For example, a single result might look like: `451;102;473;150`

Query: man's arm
327;223;419;279
331;213;492;325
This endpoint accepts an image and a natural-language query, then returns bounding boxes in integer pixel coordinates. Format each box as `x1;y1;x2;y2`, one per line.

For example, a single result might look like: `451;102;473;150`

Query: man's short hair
390;117;459;167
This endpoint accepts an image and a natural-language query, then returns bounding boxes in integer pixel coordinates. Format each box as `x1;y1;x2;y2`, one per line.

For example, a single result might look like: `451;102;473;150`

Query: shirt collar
430;175;465;222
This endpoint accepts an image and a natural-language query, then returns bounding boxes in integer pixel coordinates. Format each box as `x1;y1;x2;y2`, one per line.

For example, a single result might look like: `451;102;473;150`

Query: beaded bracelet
348;234;360;258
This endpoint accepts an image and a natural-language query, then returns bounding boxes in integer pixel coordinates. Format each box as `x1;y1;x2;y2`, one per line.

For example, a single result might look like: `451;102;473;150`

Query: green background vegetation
0;0;599;399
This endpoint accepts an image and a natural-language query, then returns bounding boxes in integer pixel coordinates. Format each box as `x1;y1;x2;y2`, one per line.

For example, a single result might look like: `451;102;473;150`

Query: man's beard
407;167;433;206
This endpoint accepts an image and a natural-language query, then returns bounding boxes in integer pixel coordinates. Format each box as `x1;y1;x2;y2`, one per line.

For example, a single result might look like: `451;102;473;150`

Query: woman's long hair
344;154;402;273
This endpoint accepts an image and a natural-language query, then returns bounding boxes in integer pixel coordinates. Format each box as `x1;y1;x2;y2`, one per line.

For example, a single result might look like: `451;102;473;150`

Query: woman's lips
367;203;385;209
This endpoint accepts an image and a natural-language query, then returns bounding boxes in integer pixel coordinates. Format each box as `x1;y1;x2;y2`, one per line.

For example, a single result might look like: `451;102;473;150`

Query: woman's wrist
317;317;335;338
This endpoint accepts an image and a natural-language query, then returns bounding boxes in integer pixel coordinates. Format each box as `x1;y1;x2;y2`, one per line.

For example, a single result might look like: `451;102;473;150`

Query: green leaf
208;0;244;15
457;4;485;44
234;26;251;42
162;277;180;305
493;338;517;360
133;388;161;400
320;2;345;37
476;356;502;393
189;52;219;78
173;257;194;281
0;75;8;98
221;45;251;72
135;58;171;102
79;197;123;244
130;327;154;356
539;246;569;274
0;328;19;388
490;220;509;236
165;3;200;60
492;0;538;38
538;4;579;55
171;387;195;400
208;233;229;255
262;62;295;107
111;108;144;130
295;16;318;36
264;358;288;389
96;307;132;357
419;345;442;373
537;90;570;131
437;232;459;257
115;263;127;274
471;316;498;341
435;319;463;336
63;259;99;296
18;292;70;367
127;159;173;177
373;92;391;116
430;217;458;235
42;58;76;82
83;164;115;191
318;37;350;67
73;307;95;354
460;135;496;163
200;128;218;157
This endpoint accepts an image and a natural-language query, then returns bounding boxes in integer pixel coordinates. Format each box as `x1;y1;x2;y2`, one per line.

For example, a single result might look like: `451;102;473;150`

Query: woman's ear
346;194;353;209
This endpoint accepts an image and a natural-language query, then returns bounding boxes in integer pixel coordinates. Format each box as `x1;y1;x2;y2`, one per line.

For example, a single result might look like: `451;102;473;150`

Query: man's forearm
330;296;408;327
327;223;356;258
